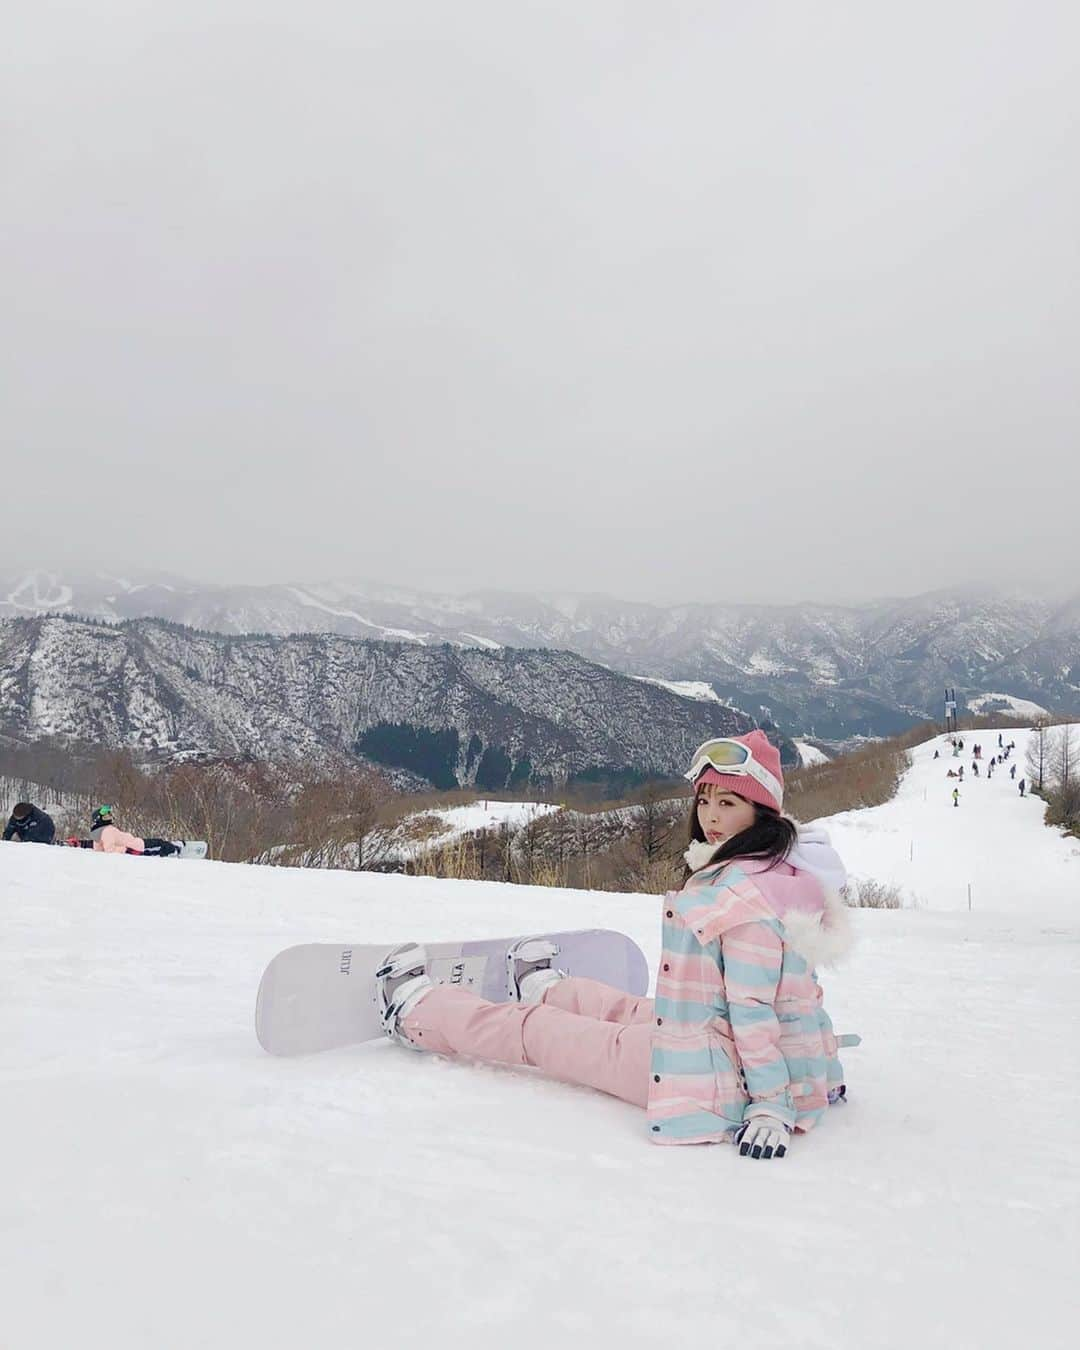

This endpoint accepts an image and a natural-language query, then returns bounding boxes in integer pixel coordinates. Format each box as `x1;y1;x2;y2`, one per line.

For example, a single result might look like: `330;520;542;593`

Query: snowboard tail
172;840;208;859
256;928;650;1057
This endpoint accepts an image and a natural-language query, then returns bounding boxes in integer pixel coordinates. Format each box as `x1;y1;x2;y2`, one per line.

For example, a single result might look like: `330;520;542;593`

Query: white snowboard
170;840;208;859
256;928;650;1057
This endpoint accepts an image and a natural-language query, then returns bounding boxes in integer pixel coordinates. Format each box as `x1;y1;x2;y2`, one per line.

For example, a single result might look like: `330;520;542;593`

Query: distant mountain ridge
3;568;1078;737
0;615;751;788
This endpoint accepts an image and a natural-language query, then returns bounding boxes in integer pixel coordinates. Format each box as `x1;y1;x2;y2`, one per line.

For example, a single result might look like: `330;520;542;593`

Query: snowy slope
632;675;727;702
393;799;560;860
794;739;830;766
418;799;559;839
968;691;1050;718
3;820;1078;1348
822;726;1080;913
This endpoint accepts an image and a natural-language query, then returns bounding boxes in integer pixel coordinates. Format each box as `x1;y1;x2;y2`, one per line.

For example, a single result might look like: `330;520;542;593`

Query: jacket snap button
656;1017;662;1026
653;1074;660;1083
662;963;670;972
665;910;673;918
651;1125;660;1132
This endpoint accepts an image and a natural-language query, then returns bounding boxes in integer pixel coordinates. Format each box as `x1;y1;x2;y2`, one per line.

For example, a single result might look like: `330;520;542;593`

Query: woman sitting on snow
376;731;855;1161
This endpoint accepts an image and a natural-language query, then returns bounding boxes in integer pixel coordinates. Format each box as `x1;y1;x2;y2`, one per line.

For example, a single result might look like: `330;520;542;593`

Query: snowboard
256;928;650;1057
169;840;208;859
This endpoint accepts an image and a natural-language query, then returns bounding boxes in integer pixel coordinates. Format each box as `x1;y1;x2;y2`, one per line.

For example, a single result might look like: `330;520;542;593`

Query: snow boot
375;943;434;1048
506;937;567;1004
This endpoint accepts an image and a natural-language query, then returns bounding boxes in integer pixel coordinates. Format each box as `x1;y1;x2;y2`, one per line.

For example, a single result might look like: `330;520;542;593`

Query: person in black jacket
2;802;56;845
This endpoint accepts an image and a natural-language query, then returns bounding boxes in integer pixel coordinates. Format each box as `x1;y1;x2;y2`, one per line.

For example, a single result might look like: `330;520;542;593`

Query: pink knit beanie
691;729;784;813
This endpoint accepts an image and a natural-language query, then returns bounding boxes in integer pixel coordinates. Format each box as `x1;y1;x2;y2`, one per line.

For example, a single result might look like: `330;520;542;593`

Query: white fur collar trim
684;839;723;873
781;886;855;970
681;838;855;969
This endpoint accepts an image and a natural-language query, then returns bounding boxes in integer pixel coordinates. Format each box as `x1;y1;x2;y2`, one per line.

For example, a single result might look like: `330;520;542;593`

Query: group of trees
1025;719;1080;830
405;785;690;893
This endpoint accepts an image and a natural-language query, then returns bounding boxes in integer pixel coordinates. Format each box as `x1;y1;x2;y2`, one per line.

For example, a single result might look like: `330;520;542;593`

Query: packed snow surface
3;729;1079;1348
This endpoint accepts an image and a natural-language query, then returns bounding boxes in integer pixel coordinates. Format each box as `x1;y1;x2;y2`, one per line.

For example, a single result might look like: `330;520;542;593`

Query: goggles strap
690;756;783;808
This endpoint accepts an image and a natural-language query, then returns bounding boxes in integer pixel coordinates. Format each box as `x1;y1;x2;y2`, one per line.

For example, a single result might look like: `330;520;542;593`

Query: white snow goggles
684;737;784;808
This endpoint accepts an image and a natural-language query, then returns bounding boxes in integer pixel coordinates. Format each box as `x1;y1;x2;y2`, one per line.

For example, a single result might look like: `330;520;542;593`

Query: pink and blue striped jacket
646;854;852;1145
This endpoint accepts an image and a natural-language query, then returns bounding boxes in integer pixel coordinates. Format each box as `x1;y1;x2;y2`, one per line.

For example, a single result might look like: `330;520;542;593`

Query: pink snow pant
400;977;655;1108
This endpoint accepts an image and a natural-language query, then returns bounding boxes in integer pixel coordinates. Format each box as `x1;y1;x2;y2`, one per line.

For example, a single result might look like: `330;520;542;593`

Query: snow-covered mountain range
0;614;750;788
3;567;1078;736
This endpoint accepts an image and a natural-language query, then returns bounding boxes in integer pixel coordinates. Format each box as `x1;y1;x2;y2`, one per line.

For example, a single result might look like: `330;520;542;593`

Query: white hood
785;822;855;967
786;821;848;894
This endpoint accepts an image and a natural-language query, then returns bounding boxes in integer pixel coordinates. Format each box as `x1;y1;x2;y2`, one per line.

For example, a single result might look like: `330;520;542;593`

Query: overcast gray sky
3;1;1078;605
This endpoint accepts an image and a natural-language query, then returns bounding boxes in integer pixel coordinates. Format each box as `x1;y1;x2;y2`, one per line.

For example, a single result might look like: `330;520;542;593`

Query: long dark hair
683;791;796;883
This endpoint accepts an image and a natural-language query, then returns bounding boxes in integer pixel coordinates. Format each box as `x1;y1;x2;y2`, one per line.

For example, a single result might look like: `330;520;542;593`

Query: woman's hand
736;1112;790;1160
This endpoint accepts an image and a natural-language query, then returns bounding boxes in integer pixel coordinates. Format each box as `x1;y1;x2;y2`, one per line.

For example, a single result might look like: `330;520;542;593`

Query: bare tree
503;820;519;882
634;784;679;867
572;810;604;890
474;826;491;878
1049;723;1079;791
513;807;547;883
335;771;393;871
1026;718;1051;792
1046;775;1080;828
599;785;686;892
545;809;577;877
89;749;147;821
266;765;391;871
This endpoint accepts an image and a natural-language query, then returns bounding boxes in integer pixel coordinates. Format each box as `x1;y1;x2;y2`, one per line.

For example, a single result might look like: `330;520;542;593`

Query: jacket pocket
704;1026;747;1126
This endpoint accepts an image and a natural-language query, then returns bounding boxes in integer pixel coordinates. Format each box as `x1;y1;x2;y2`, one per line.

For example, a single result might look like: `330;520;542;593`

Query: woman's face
696;783;755;845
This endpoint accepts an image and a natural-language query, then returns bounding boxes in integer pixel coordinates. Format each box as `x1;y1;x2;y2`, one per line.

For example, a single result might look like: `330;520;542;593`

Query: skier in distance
377;732;854;1161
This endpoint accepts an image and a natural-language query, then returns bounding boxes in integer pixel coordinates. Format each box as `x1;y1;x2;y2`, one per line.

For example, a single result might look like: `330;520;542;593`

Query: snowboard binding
375;944;434;1048
506;937;567;1004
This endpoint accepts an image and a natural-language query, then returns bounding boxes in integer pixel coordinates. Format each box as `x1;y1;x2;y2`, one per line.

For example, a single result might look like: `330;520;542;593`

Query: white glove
736;1112;791;1160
